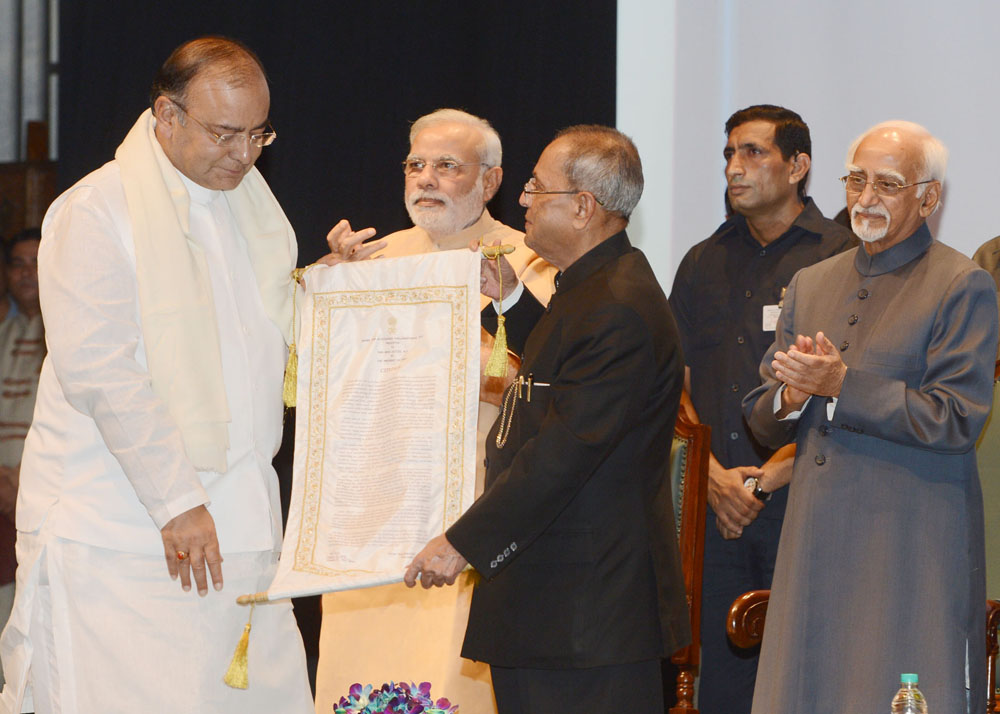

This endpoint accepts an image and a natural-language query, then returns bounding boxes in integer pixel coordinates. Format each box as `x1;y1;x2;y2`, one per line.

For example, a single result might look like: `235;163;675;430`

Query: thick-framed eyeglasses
172;100;276;149
840;174;934;197
401;158;487;177
522;178;604;206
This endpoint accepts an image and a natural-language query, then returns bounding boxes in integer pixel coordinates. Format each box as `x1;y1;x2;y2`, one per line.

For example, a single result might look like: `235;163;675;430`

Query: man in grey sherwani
743;120;998;714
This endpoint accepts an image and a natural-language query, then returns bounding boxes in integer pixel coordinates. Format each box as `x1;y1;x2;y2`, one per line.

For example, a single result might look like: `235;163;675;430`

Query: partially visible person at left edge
0;37;312;713
0;229;44;691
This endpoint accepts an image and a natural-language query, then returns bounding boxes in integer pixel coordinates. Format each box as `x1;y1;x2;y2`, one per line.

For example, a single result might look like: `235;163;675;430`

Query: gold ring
176;550;189;561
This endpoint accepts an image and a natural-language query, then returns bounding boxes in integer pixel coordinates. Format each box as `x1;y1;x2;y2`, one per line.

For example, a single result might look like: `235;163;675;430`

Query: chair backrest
668;404;710;714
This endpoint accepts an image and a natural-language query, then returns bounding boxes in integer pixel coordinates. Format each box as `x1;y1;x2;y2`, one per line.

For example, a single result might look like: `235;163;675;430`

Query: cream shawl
115;109;296;473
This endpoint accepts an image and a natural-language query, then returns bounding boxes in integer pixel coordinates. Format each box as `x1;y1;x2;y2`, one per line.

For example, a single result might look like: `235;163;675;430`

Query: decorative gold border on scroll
292;286;471;576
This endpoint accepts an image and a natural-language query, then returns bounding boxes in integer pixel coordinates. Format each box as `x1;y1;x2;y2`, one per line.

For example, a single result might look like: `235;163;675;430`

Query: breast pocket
496;374;555;446
687;282;730;348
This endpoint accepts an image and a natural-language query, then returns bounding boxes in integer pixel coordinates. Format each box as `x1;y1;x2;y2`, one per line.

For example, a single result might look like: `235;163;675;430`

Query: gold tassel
485;315;509;377
223;602;255;689
483;242;512;378
282;344;298;408
283;268;307;408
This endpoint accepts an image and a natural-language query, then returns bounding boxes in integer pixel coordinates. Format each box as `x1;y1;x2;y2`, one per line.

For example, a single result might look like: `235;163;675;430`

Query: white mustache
851;203;890;221
850;202;891;242
409;191;450;207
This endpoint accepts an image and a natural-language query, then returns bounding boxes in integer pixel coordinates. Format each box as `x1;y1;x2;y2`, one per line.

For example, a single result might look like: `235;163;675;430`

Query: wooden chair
989;599;1000;711
668;403;710;713
728;592;1000;711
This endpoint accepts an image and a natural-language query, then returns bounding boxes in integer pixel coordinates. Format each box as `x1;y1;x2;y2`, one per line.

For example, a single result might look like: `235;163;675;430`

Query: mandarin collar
177;170;222;206
853;222;933;277
553;231;632;294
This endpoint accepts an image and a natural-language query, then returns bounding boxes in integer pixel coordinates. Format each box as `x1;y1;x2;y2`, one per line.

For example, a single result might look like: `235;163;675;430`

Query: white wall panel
620;0;1000;289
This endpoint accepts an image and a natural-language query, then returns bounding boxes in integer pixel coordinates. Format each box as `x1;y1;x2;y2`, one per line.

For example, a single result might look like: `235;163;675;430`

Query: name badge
762;305;781;332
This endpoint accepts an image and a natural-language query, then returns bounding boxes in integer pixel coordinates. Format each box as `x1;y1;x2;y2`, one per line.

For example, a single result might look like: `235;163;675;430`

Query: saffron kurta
743;225;997;714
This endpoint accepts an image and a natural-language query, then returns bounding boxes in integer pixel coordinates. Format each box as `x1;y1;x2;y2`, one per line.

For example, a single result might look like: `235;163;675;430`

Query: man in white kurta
316;110;555;713
0;38;312;714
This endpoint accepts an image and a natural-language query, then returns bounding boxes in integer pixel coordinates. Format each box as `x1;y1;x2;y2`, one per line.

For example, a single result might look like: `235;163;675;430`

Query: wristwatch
743;476;770;502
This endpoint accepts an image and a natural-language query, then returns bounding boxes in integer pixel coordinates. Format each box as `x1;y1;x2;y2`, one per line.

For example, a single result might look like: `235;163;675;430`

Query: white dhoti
0;529;312;714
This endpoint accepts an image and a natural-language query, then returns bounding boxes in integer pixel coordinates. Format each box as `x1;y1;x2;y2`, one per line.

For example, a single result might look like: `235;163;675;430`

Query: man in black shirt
668;105;855;714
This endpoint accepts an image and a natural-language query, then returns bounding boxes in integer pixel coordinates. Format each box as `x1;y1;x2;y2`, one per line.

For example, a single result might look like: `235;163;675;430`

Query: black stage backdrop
58;1;617;265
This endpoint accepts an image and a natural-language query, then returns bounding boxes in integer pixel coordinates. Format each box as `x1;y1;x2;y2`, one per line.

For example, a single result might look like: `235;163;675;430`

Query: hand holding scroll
404;534;468;589
317;219;384;266
471;239;518;300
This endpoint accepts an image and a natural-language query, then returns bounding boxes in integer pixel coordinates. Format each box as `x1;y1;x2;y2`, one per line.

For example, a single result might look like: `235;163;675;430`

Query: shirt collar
853;222;933;277
728;196;826;252
792;197;834;236
553;231;632;294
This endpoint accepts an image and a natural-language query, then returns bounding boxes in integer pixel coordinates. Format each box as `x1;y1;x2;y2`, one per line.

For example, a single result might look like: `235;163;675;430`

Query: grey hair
409;108;502;167
554;125;644;220
845;120;948;197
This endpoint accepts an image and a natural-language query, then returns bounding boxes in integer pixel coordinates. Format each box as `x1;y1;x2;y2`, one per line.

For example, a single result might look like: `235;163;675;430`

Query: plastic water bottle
890;673;928;713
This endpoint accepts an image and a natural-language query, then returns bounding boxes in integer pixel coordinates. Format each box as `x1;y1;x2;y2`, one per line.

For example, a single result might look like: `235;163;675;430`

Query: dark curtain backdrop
58;2;617;265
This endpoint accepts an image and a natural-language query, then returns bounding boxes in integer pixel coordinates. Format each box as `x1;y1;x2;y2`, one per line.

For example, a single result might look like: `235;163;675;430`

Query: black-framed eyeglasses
522;178;604;206
172;100;276;149
840;174;934;197
402;158;487;177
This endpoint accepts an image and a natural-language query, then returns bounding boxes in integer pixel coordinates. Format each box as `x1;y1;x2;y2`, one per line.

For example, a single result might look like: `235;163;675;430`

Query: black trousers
490;659;663;714
698;511;782;714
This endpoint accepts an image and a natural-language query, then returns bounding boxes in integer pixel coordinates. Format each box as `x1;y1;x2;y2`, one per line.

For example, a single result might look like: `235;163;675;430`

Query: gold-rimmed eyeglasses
522;178;604;206
172;100;276;149
840;174;934;197
402;158;488;177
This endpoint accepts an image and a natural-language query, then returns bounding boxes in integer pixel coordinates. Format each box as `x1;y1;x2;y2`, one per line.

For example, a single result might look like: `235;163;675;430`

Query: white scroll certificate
266;250;481;599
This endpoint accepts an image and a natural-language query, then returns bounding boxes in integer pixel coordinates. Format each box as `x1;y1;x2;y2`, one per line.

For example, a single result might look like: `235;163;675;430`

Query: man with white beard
742;120;996;713
315;109;555;714
327;108;553;322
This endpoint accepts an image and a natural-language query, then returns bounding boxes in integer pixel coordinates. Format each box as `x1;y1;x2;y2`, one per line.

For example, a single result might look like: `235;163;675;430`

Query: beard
850;203;891;242
405;174;485;237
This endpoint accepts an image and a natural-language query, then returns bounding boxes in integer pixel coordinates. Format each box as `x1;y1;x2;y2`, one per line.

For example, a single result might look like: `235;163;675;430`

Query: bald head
844;120;945;253
846;120;948;187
